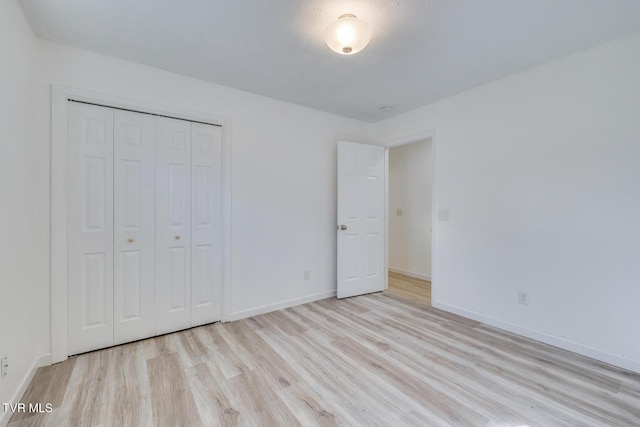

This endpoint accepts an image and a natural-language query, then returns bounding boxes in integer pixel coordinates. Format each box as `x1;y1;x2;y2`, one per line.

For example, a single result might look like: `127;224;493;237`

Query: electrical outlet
396;208;403;216
1;356;7;379
518;290;530;306
304;270;311;280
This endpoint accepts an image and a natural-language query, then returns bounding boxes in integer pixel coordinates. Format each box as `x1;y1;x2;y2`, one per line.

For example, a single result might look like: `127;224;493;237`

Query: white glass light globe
324;14;372;55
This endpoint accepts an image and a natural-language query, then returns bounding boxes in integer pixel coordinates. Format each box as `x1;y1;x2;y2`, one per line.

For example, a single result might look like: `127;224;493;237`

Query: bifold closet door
67;102;115;355
155;119;223;333
155;117;192;335
68;103;223;355
191;123;222;326
113;110;156;345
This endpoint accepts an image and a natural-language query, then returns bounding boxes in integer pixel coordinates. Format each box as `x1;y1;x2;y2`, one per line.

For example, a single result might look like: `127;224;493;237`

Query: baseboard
0;353;51;427
432;300;640;374
229;290;336;321
388;267;431;281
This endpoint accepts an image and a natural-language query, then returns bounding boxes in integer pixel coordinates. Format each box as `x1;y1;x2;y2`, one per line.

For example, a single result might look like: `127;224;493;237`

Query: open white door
337;141;385;298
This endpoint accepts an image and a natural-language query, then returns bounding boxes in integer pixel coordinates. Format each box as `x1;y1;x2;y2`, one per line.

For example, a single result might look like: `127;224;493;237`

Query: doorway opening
385;137;433;305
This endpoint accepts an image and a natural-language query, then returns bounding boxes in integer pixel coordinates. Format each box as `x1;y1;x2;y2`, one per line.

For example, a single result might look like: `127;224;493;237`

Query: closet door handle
127;238;135;243
175;235;181;240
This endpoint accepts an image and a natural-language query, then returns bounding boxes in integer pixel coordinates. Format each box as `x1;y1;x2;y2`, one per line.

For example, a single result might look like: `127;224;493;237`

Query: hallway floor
386;271;431;305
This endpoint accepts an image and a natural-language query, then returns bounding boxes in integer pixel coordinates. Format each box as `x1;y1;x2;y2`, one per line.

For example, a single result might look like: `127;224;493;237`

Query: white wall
374;33;640;372
388;140;432;280
4;8;639;420
2;2;372;409
0;0;43;422
35;39;371;335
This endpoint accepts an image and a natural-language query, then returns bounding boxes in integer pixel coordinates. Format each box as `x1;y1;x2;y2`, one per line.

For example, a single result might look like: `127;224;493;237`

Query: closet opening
51;86;231;363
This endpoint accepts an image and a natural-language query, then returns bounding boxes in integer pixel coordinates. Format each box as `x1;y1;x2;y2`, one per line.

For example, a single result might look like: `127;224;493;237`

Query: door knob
339;225;347;231
175;235;181;240
127;238;134;243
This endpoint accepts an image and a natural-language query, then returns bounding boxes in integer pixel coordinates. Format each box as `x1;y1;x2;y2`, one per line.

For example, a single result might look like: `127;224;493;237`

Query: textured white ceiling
18;0;640;122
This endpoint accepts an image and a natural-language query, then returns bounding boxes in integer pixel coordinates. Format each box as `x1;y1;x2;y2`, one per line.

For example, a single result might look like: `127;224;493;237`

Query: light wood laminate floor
387;271;431;305
10;293;640;426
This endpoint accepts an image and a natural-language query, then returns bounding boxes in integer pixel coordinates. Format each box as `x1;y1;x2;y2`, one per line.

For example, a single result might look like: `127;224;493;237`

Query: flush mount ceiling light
324;14;372;55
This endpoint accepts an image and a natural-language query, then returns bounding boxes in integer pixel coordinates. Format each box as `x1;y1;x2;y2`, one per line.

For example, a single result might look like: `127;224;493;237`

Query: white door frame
51;85;233;363
383;130;436;301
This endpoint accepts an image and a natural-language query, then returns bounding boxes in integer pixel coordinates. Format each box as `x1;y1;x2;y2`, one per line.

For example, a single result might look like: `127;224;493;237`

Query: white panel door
337;141;385;298
156;117;192;334
190;123;222;326
113;110;156;344
67;102;115;355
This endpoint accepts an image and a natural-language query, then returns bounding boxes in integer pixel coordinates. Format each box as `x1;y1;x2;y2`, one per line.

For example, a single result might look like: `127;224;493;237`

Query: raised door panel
113;110;157;344
156;117;192;334
67;102;115;355
190;123;222;326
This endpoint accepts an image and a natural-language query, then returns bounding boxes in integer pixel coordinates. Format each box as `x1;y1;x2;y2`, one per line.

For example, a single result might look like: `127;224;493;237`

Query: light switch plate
437;209;450;221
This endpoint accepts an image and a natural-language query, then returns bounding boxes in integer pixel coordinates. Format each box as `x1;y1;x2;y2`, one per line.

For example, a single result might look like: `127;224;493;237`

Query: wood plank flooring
387;271;431;304
9;293;640;426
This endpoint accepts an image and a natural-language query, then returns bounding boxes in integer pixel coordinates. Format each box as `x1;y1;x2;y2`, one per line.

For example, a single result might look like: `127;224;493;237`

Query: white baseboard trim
432;300;640;374
229;290;336;322
0;353;52;427
388;267;431;281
